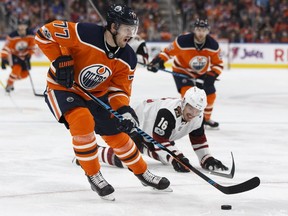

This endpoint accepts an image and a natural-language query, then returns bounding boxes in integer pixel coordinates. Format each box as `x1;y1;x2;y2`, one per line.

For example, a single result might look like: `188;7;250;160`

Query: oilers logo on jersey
15;41;28;52
189;56;208;72
80;64;111;89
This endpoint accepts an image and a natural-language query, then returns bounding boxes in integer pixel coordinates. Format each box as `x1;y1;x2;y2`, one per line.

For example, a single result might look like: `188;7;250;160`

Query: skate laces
142;170;162;184
89;172;108;189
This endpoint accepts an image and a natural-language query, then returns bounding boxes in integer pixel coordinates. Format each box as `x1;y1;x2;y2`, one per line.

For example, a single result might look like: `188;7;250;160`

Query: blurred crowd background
0;0;287;43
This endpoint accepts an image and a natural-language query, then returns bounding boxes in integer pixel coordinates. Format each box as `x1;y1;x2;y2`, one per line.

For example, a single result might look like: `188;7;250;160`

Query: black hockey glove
52;55;74;88
25;54;31;70
116;106;139;134
201;156;228;171
205;71;218;86
130;132;155;153
171;154;190;173
147;56;165;73
1;58;9;70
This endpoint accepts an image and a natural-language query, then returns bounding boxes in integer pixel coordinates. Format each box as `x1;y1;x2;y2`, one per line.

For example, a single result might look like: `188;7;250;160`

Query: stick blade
209;152;235;179
221;177;261;195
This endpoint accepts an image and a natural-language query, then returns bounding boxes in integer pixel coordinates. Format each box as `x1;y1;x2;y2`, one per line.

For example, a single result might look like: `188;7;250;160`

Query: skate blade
101;194;116;201
152;186;173;192
141;183;173;192
204;125;220;130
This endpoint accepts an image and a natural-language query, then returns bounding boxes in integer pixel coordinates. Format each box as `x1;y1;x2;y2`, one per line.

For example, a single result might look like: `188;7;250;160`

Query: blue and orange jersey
159;33;223;78
1;29;35;60
35;20;137;111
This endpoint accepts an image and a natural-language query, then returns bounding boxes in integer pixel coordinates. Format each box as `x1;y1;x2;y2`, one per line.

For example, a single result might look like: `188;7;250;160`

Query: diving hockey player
96;87;228;172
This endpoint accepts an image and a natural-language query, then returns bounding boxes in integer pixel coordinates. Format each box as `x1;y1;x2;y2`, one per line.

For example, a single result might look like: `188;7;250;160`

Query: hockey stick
73;83;260;195
27;70;44;97
0;79;5;89
87;0;106;26
137;62;204;85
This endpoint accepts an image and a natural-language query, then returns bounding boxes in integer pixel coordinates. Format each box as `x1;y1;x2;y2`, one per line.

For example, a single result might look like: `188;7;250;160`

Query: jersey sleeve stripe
108;93;128;102
35;35;52;44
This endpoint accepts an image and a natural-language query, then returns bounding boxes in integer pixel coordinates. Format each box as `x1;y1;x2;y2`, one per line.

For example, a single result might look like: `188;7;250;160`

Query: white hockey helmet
182;87;207;111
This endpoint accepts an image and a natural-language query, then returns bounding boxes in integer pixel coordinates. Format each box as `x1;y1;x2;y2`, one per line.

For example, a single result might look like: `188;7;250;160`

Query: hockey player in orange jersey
35;4;170;201
1;19;35;92
147;18;224;129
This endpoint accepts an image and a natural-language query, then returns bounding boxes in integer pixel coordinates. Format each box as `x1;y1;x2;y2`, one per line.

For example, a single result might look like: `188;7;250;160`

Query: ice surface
0;66;288;216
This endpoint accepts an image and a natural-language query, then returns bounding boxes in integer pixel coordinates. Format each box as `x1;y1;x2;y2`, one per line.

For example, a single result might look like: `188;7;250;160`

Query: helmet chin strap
107;27;119;47
104;28;120;59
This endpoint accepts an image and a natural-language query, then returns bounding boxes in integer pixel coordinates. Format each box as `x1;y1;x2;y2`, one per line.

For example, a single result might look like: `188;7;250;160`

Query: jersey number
157;117;168;130
53;21;70;38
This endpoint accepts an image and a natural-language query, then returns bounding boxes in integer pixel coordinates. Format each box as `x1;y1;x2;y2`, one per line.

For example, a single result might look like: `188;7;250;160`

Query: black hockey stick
73;83;260;195
137;62;204;85
27;70;44;97
24;58;44;97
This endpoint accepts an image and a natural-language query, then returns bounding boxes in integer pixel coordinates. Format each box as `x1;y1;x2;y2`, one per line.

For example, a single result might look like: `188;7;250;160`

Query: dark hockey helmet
194;18;209;29
106;4;139;29
17;19;30;26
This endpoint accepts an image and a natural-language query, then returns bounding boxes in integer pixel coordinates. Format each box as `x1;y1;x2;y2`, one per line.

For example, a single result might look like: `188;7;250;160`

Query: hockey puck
221;205;232;210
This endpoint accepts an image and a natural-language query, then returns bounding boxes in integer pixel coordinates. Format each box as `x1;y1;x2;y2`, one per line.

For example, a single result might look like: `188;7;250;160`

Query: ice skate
5;84;14;93
87;171;115;201
135;169;172;192
204;119;219;129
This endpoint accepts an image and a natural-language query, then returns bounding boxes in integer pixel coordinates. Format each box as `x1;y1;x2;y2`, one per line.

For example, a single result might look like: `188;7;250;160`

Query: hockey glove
147;56;165;73
53;55;74;88
25;54;31;70
171;154;190;173
201;156;228;171
116;106;139;134
130;132;155;153
1;58;9;70
205;71;218;86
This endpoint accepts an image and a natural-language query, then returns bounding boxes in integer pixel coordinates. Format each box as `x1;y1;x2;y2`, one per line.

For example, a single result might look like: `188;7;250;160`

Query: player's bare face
18;24;28;36
194;27;209;44
183;104;201;122
116;24;138;48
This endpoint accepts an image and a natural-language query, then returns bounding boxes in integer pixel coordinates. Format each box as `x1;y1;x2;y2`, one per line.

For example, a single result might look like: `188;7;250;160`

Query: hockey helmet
194;18;209;29
106;4;139;28
182;87;207;111
18;19;30;26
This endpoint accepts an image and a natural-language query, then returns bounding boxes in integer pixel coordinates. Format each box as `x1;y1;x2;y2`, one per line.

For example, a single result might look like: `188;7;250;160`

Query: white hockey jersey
134;97;204;142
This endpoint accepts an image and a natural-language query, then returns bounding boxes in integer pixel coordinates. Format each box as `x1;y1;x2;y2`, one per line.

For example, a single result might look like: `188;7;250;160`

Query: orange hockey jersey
35;20;137;110
1;29;35;60
159;33;223;78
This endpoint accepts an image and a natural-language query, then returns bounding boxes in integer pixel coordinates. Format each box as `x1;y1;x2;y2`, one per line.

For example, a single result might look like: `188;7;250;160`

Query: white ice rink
0;66;288;216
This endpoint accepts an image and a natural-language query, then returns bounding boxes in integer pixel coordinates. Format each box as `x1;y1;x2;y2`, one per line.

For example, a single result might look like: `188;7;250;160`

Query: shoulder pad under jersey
77;23;137;69
9;31;19;38
204;35;219;51
176;33;194;48
77;23;105;49
26;29;35;36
